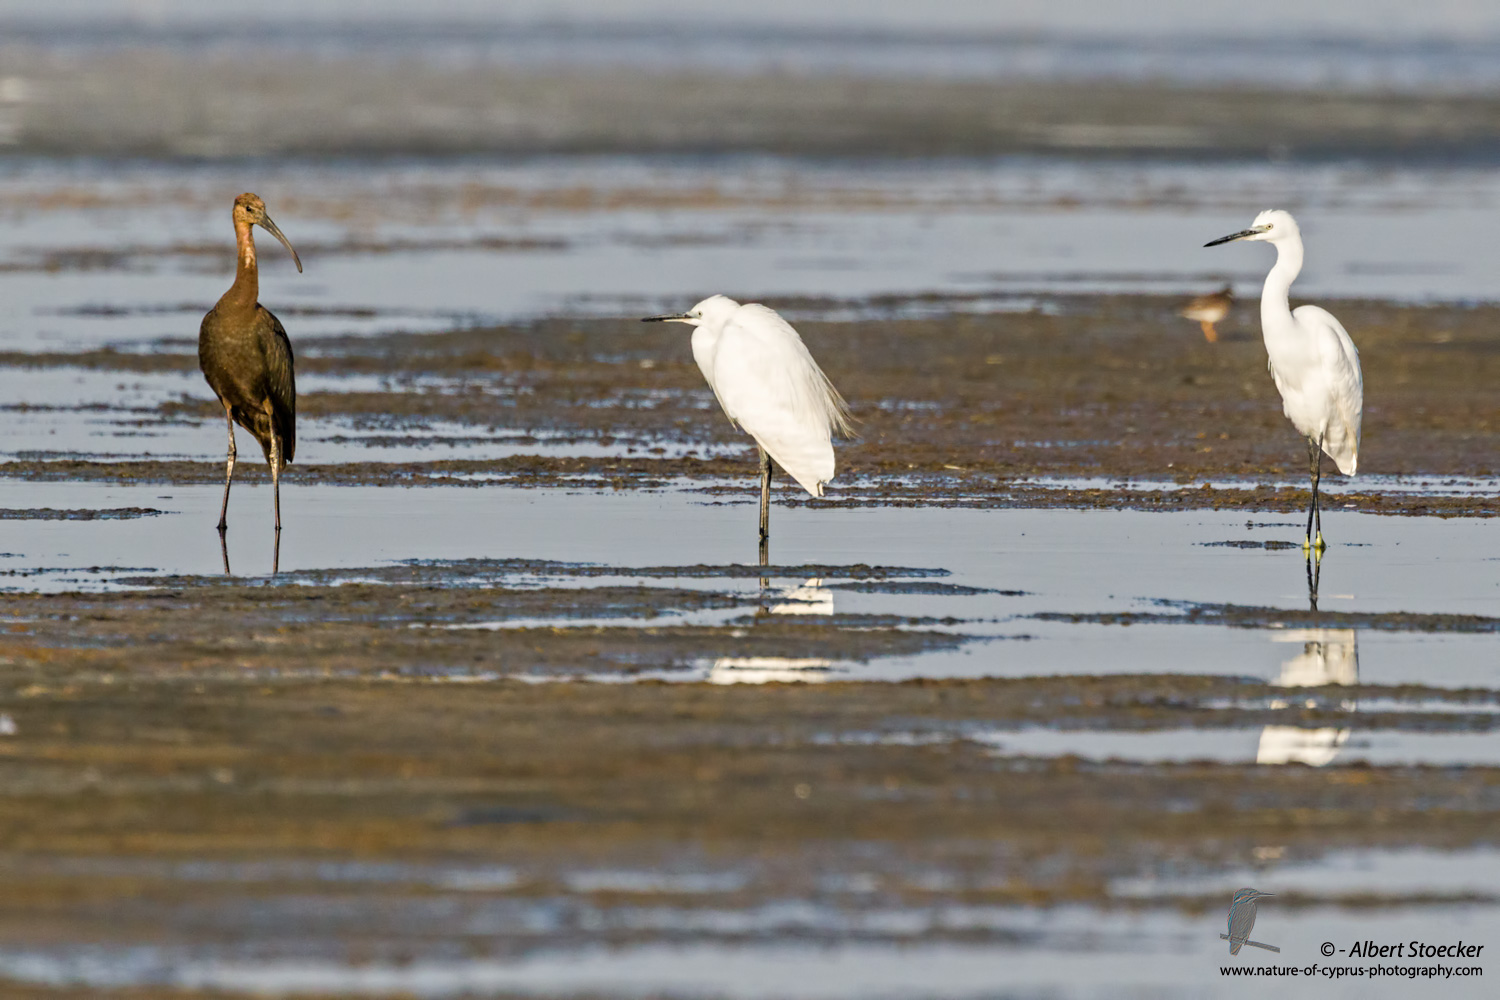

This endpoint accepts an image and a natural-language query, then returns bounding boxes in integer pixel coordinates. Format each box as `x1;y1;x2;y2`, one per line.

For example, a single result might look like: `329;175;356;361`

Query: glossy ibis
198;193;302;542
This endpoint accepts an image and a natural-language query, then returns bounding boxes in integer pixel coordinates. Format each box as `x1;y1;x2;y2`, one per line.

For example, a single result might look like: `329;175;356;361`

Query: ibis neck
1259;236;1303;337
225;218;259;308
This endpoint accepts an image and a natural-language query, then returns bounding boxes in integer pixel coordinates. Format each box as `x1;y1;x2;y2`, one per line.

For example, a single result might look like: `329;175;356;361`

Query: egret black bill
1204;225;1270;247
642;313;690;323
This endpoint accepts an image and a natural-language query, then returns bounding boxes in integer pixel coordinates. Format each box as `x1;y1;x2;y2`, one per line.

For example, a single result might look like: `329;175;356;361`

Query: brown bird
198;193;302;538
1180;283;1234;342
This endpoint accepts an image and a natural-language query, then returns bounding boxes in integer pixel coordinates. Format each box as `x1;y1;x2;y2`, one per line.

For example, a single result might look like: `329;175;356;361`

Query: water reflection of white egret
768;577;833;616
1256;629;1358;767
706;657;835;685
720;578;838;682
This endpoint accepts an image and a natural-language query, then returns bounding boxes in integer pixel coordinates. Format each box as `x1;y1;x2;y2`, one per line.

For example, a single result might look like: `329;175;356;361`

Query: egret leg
1312;436;1326;552
1200;320;1218;343
272;523;281;577
758;446;771;545
1303;438;1320;551
756;483;770;610
219;528;232;577
217;408;237;530
271;434;283;533
1305;550;1321;612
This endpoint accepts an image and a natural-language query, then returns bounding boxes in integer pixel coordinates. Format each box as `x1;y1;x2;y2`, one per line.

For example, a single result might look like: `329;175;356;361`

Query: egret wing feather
1294;304;1362;475
690;325;735;428
709;304;849;496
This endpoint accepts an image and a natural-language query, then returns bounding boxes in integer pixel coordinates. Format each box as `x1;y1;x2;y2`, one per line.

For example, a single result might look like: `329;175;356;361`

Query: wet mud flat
0;667;1497;996
0;169;1498;993
2;294;1496;511
0;512;1495;996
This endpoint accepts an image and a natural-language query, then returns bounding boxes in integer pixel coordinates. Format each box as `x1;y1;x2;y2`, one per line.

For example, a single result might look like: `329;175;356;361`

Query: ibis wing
710;305;848;496
261;308;298;463
1295;304;1363;474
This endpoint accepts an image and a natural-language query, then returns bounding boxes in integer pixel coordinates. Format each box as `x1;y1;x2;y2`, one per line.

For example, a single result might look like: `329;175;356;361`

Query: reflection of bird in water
1256;629;1358;767
643;296;851;560
707;657;835;685
1205;211;1362;553
726;578;835;682
1225;887;1275;954
1180;284;1233;342
767;577;833;616
1306;552;1321;611
199;193;303;573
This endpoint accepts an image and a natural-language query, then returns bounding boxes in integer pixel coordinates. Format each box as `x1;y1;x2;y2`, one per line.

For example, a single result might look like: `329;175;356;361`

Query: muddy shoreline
2;295;1496;508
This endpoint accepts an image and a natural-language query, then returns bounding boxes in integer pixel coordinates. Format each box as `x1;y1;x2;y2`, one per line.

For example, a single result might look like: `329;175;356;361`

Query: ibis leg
758;446;771;545
1200;320;1218;343
219;528;232;577
272;523;281;577
271;435;283;532
217;408;237;530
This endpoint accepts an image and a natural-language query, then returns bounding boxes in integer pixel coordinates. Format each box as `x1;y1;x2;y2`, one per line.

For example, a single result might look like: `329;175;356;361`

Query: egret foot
1314;533;1326;553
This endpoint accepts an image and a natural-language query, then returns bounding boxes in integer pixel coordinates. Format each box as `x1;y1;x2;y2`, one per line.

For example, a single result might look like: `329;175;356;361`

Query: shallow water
0;904;1492;999
3;158;1500;356
0;366;739;464
5;481;1497;700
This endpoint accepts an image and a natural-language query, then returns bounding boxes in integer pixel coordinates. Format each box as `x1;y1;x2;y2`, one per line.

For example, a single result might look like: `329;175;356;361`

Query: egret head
641;294;741;329
1205;209;1299;248
233;192;302;273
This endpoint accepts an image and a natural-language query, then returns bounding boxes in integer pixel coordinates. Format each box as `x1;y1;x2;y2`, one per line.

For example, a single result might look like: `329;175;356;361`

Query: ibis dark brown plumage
198;193;302;537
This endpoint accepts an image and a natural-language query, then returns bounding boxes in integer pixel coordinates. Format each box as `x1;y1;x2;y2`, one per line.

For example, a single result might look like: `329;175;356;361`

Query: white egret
1205;210;1363;552
643;296;851;552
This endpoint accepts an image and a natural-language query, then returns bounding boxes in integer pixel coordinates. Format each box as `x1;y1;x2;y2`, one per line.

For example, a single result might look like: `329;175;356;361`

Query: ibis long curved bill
257;213;303;274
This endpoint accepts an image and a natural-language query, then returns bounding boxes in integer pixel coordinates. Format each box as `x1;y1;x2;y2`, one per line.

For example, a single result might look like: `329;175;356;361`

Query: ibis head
233;192;302;273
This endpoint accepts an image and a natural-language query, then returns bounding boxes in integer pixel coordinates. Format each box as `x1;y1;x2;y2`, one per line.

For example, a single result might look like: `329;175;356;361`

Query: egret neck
1259;233;1311;374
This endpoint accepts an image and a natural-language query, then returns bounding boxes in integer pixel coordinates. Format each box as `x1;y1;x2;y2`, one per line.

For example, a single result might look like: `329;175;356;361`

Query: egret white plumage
1205;210;1363;552
643;296;851;551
